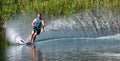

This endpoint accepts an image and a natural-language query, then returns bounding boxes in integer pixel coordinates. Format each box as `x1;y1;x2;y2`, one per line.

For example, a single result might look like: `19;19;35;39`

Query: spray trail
5;27;24;44
3;14;35;44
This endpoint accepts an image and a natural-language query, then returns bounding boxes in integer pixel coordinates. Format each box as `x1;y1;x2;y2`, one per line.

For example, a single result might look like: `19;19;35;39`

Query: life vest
34;18;42;29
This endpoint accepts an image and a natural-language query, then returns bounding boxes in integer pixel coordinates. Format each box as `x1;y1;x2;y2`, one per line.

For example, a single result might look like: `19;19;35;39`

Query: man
29;13;45;44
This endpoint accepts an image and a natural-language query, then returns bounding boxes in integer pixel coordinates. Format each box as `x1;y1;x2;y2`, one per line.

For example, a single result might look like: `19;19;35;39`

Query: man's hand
32;25;34;29
43;29;45;32
43;26;45;32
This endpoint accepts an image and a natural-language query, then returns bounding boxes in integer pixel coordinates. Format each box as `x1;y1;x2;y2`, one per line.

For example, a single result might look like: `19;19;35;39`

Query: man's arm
42;20;45;27
42;20;45;31
32;19;36;28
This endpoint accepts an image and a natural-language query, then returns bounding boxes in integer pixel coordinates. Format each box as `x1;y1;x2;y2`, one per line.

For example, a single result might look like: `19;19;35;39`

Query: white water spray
6;27;24;44
3;14;35;44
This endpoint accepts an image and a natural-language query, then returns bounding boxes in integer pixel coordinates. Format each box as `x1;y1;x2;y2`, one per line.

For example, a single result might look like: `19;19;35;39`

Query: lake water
1;28;120;61
3;37;120;61
2;22;120;61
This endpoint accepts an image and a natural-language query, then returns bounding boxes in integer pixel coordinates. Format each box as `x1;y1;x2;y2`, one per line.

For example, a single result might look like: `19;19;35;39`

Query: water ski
20;40;24;43
20;40;33;45
26;42;33;45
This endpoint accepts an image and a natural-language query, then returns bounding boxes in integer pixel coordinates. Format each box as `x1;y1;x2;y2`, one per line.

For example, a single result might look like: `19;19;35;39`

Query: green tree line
0;0;120;24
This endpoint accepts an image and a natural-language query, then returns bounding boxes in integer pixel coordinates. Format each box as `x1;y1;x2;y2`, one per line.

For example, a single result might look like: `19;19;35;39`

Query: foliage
0;0;120;22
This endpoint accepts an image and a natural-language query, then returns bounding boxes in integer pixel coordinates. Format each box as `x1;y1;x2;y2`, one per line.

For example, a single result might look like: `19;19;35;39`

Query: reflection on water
5;37;120;61
30;45;46;61
30;45;38;61
6;44;46;61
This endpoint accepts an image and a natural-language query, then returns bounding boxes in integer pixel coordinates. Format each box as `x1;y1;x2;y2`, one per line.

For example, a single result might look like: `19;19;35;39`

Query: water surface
5;35;120;61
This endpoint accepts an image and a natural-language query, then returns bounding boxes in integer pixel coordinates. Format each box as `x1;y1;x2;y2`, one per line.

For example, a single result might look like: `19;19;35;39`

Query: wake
96;34;120;40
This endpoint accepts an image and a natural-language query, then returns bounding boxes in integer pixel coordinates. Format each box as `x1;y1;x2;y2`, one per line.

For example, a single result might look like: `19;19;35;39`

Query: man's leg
32;33;37;43
32;29;40;43
30;31;35;42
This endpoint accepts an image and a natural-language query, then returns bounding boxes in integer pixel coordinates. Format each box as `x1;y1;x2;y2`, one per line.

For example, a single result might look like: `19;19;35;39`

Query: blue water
5;34;120;61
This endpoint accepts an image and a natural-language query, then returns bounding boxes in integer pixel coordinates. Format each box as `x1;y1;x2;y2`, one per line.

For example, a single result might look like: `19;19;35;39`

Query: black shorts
33;27;41;35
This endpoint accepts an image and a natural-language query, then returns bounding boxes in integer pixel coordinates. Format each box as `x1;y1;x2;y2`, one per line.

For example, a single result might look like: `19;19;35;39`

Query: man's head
38;13;41;19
